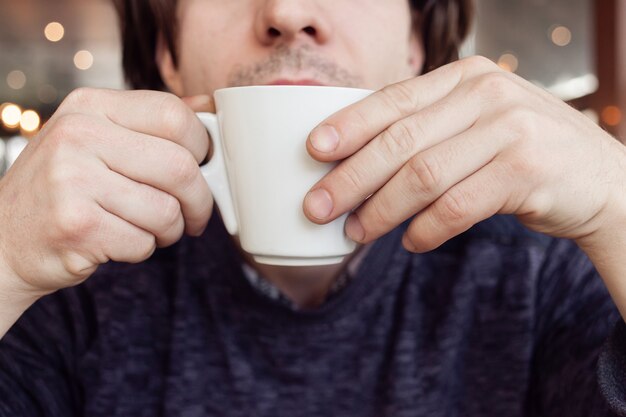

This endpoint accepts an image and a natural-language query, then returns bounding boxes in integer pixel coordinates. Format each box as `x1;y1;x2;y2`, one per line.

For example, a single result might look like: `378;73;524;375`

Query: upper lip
267;79;326;86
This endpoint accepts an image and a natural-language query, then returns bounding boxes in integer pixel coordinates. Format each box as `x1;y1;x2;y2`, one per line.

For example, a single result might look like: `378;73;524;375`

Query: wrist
575;186;626;318
0;251;45;338
576;194;626;261
575;148;626;254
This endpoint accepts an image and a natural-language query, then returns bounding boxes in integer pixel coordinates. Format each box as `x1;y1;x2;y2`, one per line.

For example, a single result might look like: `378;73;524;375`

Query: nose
255;0;331;46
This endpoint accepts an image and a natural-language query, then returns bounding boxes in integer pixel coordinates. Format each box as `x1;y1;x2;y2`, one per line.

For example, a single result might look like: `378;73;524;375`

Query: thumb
181;94;215;113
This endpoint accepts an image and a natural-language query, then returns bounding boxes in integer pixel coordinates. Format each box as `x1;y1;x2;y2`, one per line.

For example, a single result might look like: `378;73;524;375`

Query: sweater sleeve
524;238;621;416
598;320;626;416
0;286;94;416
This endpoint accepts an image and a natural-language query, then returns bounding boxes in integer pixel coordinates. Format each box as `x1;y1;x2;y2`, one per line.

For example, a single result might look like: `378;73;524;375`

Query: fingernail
305;188;334;220
345;214;365;242
310;125;339;153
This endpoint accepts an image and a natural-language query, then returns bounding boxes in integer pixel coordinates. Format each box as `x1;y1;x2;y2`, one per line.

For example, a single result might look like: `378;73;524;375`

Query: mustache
227;45;363;87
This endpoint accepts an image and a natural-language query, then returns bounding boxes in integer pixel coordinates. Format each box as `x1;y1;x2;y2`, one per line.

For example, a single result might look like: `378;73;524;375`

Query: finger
52;199;157;278
61;202;158;266
55;88;210;163
306;56;499;161
181;95;215;163
181;94;216;113
93;208;158;264
401;160;521;253
94;167;185;247
85;118;213;235
343;123;510;244
304;77;485;224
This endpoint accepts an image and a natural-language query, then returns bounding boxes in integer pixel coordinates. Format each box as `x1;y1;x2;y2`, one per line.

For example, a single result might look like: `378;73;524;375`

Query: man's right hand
0;88;213;306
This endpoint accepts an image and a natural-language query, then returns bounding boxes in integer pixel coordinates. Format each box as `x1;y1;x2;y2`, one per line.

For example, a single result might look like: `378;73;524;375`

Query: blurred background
0;0;625;176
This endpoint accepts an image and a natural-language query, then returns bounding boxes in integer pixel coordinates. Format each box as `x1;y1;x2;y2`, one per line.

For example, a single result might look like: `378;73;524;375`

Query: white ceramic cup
197;85;373;266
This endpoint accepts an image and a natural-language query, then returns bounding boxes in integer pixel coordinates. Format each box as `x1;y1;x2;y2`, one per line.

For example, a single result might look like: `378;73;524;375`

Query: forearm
577;203;626;322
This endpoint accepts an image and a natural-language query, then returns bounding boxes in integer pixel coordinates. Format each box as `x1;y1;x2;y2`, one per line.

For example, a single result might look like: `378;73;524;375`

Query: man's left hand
302;56;626;253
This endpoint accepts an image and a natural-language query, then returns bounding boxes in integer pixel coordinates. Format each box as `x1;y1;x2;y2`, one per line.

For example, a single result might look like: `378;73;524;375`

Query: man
0;0;625;415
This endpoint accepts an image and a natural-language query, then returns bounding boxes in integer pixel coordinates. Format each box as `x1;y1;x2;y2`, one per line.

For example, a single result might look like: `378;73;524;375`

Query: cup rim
213;85;374;95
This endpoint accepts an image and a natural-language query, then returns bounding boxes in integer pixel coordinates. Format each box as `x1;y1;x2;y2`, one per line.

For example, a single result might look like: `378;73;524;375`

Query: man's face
160;0;424;94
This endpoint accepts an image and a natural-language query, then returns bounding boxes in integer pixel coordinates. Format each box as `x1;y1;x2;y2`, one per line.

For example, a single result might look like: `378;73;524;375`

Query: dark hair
113;0;474;90
412;0;474;73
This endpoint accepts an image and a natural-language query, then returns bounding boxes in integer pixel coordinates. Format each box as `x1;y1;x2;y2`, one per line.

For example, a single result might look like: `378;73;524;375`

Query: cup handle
197;112;239;235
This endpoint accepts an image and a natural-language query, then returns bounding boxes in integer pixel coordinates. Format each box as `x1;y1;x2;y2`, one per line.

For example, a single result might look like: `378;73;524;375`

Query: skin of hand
303;56;626;258
0;88;214;299
0;0;422;333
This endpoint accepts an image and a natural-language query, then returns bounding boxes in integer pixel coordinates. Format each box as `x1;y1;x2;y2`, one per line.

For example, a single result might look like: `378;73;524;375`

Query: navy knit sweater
0;214;623;416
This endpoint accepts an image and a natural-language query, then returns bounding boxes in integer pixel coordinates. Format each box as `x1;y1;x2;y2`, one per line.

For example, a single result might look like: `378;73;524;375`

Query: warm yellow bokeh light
551;26;572;47
497;53;519;73
20;110;41;133
45;22;65;42
73;50;94;70
1;104;22;129
6;70;26;90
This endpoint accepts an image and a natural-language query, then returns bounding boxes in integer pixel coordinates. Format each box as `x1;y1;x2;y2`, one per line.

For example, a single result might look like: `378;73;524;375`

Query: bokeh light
6;70;26;90
44;22;65;42
497;53;519;72
551;25;572;47
73;50;94;70
20;110;41;133
601;105;622;127
1;104;22;129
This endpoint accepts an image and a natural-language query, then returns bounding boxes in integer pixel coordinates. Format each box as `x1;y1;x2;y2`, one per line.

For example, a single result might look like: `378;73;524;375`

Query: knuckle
504;150;541;180
501;105;538;140
122;232;158;264
368;196;393;231
47;164;81;191
406;154;441;195
336;163;367;191
380;119;419;157
45;114;98;161
158;195;182;233
471;72;512;101
60;252;97;280
158;93;193;141
459;55;497;72
61;87;98;110
47;113;87;146
348;105;376;139
134;234;157;261
436;189;469;223
55;202;100;241
167;149;199;189
381;81;419;114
